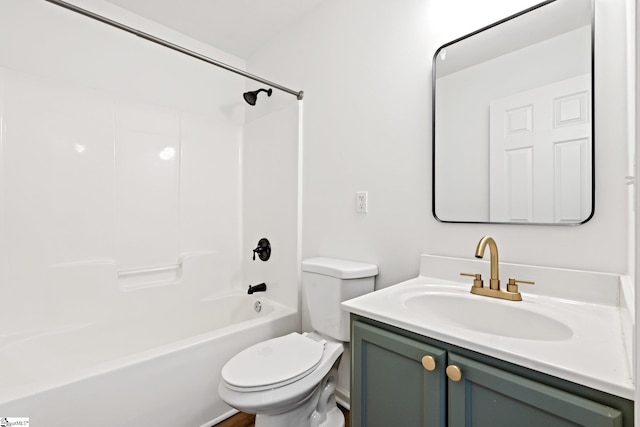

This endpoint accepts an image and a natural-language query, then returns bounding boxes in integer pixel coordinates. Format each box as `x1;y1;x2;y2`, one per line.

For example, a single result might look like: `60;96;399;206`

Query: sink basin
402;290;573;341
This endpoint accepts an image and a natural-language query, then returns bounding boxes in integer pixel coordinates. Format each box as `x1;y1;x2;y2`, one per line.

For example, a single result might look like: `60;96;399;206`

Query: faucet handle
507;277;535;293
460;272;483;288
252;238;271;262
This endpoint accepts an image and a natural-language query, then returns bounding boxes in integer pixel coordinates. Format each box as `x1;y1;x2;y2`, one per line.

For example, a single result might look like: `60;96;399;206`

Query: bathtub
0;293;298;427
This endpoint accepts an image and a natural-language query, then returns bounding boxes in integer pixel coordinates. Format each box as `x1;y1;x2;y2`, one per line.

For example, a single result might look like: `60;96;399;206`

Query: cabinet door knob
446;365;462;382
421;355;436;371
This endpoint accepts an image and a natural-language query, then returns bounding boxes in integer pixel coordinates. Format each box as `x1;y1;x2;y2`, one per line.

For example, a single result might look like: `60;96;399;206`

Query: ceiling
102;0;326;58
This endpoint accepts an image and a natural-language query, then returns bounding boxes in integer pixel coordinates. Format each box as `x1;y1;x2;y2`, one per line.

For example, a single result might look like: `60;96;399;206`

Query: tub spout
248;283;267;294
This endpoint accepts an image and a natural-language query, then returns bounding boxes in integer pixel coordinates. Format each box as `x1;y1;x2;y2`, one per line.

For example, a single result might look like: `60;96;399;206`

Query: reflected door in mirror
489;75;591;223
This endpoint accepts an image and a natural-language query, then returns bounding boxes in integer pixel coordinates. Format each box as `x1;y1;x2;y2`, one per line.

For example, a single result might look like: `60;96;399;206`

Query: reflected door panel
489;74;591;223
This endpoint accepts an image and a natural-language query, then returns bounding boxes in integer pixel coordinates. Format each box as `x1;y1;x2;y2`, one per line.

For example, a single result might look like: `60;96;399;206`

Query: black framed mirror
432;0;594;224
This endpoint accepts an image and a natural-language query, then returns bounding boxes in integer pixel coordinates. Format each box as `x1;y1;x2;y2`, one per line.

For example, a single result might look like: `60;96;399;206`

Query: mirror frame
431;0;595;225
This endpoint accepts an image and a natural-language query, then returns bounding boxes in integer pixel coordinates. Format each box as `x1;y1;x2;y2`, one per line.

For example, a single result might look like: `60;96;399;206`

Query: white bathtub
0;293;298;427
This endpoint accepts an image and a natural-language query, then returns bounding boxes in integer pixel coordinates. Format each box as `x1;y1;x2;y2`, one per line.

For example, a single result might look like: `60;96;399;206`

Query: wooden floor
215;405;350;427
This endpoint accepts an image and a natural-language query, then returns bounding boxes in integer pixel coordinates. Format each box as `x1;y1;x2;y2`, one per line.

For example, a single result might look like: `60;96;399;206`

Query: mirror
433;0;593;224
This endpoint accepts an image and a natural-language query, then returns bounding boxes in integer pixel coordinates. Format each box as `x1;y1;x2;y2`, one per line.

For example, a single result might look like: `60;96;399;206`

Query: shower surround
0;1;301;425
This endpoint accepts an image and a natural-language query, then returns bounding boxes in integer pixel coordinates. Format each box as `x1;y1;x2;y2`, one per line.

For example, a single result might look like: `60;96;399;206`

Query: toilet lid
221;332;325;392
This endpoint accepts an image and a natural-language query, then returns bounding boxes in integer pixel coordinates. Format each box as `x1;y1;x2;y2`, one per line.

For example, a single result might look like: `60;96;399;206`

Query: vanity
342;254;634;426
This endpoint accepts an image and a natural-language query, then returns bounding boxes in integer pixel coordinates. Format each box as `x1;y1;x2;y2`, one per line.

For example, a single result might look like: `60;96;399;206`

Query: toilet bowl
218;257;378;427
218;332;344;427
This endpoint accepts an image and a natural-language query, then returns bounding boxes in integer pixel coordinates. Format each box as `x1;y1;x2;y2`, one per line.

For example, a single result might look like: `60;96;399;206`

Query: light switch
356;191;368;213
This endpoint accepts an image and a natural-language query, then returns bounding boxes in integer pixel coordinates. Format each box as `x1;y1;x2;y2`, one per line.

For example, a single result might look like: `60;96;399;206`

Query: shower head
243;88;272;106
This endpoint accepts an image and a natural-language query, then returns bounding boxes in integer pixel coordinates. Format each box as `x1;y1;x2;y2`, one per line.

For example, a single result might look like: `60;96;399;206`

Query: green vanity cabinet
447;353;622;427
351;317;632;427
351;321;447;427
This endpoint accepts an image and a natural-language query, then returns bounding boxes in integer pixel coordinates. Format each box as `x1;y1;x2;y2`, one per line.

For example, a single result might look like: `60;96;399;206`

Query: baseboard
335;386;350;410
201;408;238;427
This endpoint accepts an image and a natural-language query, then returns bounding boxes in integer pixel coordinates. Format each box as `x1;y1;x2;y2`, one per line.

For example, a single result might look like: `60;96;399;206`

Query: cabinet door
352;321;446;427
447;353;623;427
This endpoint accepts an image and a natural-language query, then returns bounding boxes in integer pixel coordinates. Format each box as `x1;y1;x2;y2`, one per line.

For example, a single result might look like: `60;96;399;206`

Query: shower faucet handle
252;238;271;262
252;247;264;260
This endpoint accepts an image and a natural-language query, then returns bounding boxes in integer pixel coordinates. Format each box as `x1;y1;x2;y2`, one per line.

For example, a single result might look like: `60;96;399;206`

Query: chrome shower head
243;88;272;106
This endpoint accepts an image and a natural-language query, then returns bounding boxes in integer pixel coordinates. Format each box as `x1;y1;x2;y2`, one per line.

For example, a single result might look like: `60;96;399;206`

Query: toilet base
255;364;344;427
315;406;345;427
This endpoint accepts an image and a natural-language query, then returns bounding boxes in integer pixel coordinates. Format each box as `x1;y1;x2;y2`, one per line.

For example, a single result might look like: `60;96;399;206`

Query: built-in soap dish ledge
117;261;183;291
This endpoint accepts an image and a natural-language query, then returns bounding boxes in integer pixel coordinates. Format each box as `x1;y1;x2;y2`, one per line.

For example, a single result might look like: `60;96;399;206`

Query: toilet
218;257;378;427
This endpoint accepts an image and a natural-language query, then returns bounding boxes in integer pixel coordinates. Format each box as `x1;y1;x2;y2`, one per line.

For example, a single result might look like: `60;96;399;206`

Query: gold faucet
460;236;534;301
475;236;500;290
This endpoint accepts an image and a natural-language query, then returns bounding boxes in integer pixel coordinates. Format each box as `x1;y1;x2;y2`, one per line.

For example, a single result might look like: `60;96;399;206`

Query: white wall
632;0;639;422
248;0;631;292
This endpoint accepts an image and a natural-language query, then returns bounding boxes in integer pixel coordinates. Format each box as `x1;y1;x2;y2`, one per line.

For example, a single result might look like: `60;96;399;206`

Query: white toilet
218;257;378;427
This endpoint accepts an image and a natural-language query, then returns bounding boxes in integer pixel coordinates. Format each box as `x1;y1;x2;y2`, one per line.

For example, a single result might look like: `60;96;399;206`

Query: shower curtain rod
43;0;304;100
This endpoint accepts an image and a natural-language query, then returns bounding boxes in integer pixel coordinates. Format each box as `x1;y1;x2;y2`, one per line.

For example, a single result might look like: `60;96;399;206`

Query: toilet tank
302;257;378;342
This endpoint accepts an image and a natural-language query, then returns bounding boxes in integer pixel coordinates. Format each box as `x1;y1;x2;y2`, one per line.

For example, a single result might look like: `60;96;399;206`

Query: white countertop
342;255;634;400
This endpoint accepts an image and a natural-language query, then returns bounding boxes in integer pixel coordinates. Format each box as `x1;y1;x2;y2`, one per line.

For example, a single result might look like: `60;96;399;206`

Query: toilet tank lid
302;257;378;279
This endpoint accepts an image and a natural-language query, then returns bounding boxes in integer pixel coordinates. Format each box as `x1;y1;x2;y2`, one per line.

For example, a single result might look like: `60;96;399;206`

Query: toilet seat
221;332;326;392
